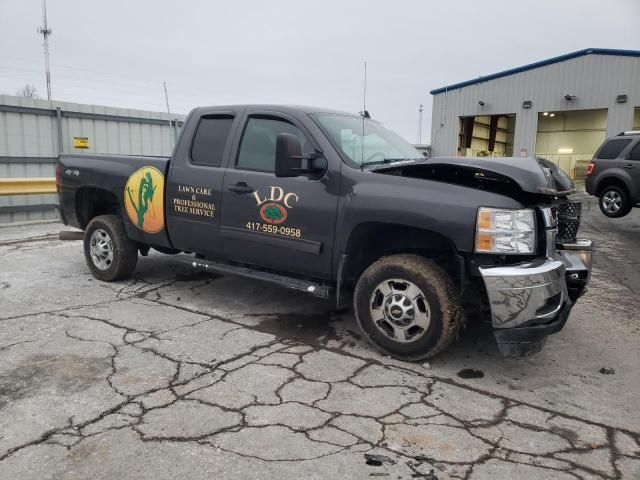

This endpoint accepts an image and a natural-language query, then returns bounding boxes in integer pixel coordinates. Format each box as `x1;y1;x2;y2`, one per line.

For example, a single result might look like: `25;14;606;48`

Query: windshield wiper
362;158;419;167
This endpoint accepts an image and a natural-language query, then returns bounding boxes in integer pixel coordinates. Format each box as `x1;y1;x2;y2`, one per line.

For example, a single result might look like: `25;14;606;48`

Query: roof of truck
191;104;357;116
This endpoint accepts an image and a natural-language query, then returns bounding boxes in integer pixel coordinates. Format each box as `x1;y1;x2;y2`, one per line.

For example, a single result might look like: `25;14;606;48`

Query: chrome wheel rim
602;190;622;213
89;229;113;271
369;278;431;343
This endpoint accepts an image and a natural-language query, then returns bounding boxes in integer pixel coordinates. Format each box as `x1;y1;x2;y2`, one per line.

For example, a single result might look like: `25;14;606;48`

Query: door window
236;117;311;172
191;116;234;167
628;141;640;161
596;139;632;159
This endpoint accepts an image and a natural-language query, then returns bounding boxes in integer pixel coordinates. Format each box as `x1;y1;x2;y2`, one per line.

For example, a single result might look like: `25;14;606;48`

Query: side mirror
275;133;303;177
275;133;327;178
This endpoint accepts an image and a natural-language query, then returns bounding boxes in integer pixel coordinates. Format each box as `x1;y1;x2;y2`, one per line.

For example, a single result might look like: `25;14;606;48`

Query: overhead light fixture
522;100;532;109
543;112;549;116
616;94;628;104
558;148;573;154
549;113;556;117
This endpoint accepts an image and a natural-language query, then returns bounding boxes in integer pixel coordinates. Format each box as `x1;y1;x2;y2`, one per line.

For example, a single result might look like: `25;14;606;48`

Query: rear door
219;110;339;278
594;137;634;185
626;140;640;201
166;110;241;258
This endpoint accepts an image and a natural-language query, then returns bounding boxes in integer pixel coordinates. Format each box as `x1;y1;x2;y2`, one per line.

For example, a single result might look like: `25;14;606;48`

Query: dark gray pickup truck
57;105;593;360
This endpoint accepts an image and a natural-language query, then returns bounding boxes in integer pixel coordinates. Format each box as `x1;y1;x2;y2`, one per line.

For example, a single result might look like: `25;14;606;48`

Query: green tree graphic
127;171;157;228
264;205;282;221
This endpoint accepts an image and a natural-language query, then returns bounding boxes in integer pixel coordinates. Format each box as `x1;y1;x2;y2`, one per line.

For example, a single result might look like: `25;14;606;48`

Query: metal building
430;48;640;178
0;95;185;223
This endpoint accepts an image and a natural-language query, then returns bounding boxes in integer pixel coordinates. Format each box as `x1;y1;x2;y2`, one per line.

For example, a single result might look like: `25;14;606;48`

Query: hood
370;156;575;197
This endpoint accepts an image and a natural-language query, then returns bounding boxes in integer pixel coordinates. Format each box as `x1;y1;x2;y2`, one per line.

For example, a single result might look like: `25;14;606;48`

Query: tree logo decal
124;166;165;233
260;203;288;224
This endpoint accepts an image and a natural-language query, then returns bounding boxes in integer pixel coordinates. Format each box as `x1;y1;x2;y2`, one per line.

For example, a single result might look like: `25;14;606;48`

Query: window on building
597;139;632;159
191;116;234;167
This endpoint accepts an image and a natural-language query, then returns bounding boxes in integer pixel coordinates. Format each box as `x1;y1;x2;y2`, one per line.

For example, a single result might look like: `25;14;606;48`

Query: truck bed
57;153;171;248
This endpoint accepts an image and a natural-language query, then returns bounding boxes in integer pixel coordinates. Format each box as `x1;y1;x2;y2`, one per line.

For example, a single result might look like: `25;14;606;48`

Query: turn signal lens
477;210;493;230
475;207;536;254
475;233;493;251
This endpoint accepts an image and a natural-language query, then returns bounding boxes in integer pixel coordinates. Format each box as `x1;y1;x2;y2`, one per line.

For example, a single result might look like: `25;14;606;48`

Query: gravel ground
0;190;638;479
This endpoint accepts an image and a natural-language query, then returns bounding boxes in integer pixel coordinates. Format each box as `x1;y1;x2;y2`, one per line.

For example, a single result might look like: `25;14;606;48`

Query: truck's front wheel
84;215;138;281
354;254;462;361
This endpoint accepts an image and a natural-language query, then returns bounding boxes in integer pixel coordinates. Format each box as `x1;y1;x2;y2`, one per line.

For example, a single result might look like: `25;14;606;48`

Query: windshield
311;113;421;166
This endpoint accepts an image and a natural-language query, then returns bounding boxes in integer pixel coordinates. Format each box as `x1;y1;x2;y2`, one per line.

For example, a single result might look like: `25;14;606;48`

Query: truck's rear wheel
354;254;462;361
84;215;138;281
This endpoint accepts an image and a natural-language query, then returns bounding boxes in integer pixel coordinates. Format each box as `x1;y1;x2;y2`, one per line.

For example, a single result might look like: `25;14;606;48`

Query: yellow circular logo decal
124;166;165;233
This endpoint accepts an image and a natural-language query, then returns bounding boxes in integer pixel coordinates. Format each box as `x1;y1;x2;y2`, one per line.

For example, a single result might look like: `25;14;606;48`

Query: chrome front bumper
479;240;593;356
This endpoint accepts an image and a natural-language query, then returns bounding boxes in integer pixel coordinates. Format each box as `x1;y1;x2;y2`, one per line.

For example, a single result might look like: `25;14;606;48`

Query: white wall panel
431;53;640;158
0;95;185;223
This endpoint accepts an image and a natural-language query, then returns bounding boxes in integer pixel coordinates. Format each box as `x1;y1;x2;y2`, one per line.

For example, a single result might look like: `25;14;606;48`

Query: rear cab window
191;116;235;167
596;139;632;159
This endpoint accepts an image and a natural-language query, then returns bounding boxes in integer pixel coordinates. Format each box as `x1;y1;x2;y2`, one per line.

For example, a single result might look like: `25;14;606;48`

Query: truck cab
57;105;593;360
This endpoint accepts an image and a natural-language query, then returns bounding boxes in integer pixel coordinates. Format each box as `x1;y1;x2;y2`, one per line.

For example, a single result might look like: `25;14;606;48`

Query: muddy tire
599;185;631;218
353;254;462;361
84;215;138;282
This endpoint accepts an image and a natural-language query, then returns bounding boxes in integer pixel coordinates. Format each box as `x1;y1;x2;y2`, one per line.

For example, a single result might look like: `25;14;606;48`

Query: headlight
475;207;536;254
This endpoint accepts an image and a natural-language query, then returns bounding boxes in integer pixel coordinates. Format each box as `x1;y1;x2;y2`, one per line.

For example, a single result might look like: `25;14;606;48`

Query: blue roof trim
430;48;640;95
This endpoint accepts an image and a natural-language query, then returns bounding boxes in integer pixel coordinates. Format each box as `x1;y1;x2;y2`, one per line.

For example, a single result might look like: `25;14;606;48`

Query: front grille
556;201;581;242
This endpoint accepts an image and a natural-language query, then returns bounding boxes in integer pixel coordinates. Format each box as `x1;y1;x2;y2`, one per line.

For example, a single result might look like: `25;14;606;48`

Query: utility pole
417;104;424;144
37;0;53;100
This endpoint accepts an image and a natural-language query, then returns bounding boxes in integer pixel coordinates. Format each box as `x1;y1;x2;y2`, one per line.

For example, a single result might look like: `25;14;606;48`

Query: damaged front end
373;156;594;357
479;212;593;357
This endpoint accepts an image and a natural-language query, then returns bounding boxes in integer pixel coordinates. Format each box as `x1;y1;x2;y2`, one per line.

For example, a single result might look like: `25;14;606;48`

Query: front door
220;113;339;278
166;113;237;258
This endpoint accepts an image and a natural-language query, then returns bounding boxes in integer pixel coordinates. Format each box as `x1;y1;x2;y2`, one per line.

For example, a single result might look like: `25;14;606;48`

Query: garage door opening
535;109;607;179
457;114;515;157
634;107;640;130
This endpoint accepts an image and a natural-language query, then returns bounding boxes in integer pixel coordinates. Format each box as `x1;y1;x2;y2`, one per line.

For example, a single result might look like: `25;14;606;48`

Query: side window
191;116;234;167
237;117;311;172
628;141;640;161
596;139;632;159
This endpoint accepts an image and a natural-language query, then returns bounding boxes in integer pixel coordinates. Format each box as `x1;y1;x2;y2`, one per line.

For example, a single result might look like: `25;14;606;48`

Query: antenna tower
37;0;53;100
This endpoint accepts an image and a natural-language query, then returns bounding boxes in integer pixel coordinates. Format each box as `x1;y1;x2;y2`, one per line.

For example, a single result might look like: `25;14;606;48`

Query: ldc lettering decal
253;186;299;209
246;186;303;238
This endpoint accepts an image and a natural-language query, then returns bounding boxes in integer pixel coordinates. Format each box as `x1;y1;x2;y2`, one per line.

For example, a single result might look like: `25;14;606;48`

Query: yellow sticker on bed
124;166;165;233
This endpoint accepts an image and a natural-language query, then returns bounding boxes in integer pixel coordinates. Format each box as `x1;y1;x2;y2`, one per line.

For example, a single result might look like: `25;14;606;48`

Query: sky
1;0;639;142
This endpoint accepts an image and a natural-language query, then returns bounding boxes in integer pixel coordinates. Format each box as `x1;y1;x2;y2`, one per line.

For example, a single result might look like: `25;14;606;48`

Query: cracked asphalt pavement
0;191;638;479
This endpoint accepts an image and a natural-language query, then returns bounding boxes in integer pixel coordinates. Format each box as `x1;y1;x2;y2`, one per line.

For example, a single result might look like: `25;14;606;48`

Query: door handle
228;182;254;194
624;164;635;169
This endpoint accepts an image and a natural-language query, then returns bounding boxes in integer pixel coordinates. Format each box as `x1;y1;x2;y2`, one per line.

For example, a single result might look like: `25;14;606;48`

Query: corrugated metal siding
431;54;640;158
0;95;185;223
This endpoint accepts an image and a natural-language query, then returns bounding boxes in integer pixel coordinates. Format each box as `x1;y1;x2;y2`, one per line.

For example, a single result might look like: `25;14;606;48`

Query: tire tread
353;254;462;361
84;215;138;281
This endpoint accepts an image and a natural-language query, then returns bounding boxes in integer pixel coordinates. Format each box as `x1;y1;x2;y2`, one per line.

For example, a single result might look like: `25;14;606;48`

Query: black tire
599;185;631;218
84;215;138;281
353;254;462;361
